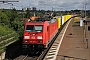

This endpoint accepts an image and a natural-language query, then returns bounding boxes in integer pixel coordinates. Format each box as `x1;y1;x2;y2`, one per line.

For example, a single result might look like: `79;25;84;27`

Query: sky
0;0;90;11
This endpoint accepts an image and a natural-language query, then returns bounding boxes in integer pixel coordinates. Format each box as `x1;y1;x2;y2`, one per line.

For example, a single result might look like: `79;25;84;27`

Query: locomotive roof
32;17;51;22
29;17;57;24
26;21;44;25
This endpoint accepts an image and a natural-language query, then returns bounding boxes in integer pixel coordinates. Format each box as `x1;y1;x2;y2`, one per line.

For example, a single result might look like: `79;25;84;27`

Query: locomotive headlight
24;36;30;39
25;40;28;43
37;36;42;39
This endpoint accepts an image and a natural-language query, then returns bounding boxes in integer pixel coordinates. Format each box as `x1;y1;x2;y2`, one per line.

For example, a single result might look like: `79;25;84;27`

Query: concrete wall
0;52;6;60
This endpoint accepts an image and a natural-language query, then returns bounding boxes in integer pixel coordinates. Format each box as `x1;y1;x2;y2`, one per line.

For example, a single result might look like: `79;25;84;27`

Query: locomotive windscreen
26;25;43;32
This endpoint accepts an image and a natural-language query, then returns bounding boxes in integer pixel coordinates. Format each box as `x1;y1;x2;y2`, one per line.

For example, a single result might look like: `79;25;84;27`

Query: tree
0;11;10;26
25;9;31;18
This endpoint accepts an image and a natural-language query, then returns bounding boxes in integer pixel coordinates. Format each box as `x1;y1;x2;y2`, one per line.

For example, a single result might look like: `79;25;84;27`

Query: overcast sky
0;0;90;11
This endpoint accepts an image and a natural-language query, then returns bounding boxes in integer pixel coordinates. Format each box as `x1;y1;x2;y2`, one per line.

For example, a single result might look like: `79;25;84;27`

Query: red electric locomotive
22;18;58;52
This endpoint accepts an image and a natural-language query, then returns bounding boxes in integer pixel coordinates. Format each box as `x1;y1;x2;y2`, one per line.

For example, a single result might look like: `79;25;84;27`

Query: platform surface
56;22;90;60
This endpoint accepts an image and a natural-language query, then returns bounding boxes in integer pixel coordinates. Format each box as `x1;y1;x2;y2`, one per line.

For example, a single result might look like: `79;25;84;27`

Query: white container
62;16;64;25
80;18;84;26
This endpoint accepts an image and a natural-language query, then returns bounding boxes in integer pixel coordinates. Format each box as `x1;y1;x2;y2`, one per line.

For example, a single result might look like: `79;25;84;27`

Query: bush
0;25;12;36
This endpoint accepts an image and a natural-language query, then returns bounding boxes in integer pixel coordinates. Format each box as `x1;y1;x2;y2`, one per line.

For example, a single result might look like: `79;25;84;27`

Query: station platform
56;22;90;60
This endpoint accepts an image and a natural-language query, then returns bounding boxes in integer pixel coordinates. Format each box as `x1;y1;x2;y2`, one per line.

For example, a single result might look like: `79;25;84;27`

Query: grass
0;33;18;48
0;48;5;55
0;25;19;54
0;32;16;42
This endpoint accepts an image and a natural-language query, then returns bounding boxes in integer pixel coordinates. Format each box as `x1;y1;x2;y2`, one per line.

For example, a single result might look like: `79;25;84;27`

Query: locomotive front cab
23;25;43;44
22;23;45;51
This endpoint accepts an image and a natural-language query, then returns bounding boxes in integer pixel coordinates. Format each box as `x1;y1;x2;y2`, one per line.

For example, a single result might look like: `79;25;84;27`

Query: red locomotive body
22;18;58;51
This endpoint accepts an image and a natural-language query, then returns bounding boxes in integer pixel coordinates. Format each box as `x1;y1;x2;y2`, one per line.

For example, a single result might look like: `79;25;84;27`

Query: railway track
13;54;38;60
13;55;28;60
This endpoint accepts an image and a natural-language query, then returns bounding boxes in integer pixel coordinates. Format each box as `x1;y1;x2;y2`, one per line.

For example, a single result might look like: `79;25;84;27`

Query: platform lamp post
82;2;90;42
84;2;90;19
84;3;87;19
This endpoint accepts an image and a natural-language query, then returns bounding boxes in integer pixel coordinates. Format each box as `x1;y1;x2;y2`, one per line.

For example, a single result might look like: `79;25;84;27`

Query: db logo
32;36;35;39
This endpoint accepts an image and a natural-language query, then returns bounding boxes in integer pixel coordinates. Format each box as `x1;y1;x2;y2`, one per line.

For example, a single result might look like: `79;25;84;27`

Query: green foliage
25;9;31;18
0;9;23;54
0;9;24;38
0;11;10;26
0;48;5;54
0;25;12;36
